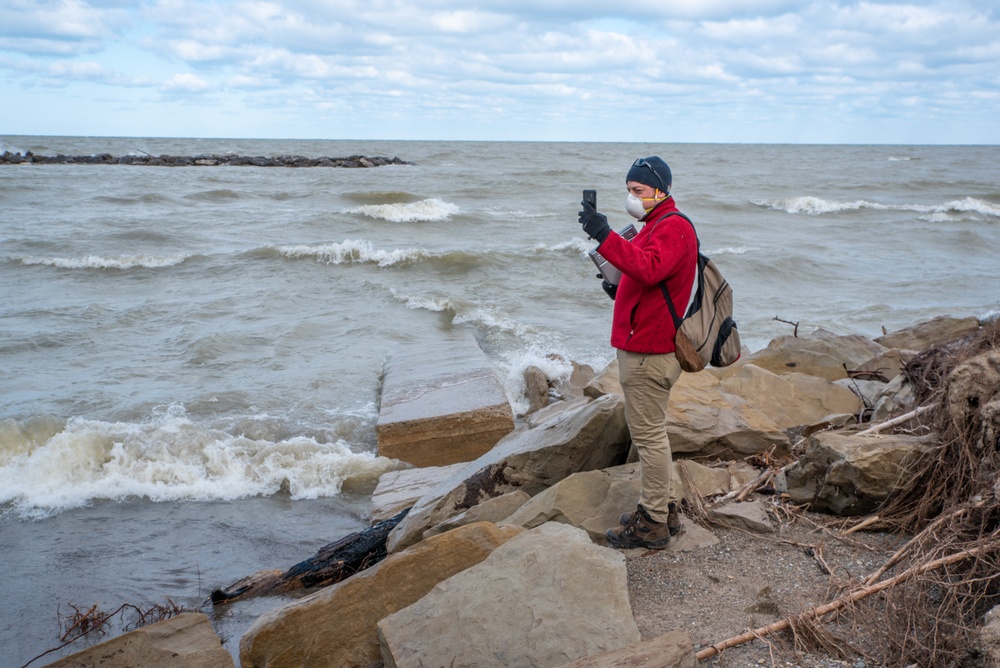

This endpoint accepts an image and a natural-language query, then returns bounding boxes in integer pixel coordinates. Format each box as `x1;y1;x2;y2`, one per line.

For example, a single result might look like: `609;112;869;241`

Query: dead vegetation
698;319;1000;666
20;599;196;668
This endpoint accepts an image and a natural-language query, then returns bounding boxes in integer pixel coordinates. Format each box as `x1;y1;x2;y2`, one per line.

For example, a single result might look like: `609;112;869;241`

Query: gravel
620;502;906;667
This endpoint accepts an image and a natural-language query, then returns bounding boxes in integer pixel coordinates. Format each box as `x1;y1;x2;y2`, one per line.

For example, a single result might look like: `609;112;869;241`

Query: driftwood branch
857;405;934;435
210;508;409;605
773;316;800;337
696;542;998;660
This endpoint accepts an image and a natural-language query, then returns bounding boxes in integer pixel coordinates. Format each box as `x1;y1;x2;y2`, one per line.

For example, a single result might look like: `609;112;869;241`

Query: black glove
578;199;611;243
601;279;617;300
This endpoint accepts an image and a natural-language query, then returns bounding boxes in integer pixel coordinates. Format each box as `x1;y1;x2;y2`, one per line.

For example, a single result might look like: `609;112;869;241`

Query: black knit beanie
626;156;672;194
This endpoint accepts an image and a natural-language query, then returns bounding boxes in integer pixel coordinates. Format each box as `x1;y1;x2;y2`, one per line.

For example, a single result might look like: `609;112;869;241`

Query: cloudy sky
1;0;998;143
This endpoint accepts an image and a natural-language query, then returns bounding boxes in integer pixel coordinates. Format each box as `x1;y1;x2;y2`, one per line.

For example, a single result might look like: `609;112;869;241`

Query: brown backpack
660;213;741;373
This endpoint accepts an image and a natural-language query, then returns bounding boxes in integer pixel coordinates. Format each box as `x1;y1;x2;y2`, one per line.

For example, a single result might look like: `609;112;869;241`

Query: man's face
627;181;658;198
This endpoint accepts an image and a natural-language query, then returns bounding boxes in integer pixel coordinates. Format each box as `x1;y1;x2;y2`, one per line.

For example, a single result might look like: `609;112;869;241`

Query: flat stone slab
46;612;233;668
370;463;467;522
376;330;514;467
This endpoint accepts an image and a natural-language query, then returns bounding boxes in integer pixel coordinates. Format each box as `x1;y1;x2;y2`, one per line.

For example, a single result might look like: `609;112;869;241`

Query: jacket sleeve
596;216;694;286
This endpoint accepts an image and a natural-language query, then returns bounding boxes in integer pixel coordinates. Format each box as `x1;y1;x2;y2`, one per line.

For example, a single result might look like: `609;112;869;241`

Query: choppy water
2;136;998;665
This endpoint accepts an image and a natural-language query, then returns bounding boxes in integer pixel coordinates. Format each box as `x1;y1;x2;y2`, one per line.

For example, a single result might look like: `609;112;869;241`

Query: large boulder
377;523;641;668
387;394;629;552
503;461;756;542
875;315;981;352
666;365;862;459
376;331;514;467
784;431;937;515
240;522;524;668
723;329;889;381
46;613;233;668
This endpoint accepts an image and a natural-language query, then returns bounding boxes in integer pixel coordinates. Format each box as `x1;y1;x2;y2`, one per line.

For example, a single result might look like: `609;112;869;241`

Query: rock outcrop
240;522;523;668
784;431;936;514
377;523;641;668
386;393;628;552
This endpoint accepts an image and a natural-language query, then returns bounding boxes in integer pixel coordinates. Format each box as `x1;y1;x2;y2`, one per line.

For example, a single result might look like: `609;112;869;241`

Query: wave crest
754;196;1000;218
278;240;429;267
0;408;400;518
347;198;459;222
16;254;191;270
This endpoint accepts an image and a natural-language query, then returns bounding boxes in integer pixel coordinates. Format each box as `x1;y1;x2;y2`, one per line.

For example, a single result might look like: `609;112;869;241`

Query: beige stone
387;394;629;552
369;462;466;522
240;522;524;668
378;523;640;668
785;431;936;515
666;365;861;459
376;331;514;467
523;364;550;415
876;315;981;352
721;329;889;381
584;358;623;399
46;613;232;668
423;489;531;538
709;500;776;533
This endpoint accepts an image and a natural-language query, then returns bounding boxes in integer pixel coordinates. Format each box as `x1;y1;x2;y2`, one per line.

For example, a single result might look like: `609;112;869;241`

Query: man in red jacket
578;156;698;549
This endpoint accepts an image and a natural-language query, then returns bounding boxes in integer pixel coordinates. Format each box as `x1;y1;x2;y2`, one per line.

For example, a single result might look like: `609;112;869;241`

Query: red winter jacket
595;198;698;354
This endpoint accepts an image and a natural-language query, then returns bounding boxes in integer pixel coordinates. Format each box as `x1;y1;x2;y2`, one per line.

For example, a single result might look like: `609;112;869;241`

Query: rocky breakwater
57;314;994;667
0;150;410;167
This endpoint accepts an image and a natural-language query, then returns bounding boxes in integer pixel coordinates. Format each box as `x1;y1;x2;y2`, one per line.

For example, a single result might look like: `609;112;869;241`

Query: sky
1;0;998;144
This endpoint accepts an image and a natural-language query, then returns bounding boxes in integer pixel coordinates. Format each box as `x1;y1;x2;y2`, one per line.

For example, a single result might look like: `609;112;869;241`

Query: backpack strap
655;212;698;329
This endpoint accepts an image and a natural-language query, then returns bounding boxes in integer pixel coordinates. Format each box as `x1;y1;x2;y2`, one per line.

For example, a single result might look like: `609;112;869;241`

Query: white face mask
626;193;654;219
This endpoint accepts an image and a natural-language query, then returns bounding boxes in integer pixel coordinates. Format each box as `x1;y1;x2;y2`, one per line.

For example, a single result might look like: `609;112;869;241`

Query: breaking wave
0;407;399;519
346;198;459;222
278;240;431;267
753;196;1000;218
15;254;192;270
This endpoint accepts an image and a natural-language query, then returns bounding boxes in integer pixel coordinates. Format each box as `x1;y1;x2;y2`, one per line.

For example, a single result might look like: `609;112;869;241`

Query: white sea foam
707;246;757;255
754;196;1000;218
16;254;190;270
0;406;399;518
388;288;459;313
278;240;429;267
346;198;459;222
533;238;595;256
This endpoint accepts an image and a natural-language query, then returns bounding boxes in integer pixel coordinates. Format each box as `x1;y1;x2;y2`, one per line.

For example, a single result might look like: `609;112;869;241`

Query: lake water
2;136;998;666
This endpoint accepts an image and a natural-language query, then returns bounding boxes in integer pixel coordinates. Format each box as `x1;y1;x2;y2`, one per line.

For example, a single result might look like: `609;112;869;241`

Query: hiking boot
620;502;681;536
606;504;671;549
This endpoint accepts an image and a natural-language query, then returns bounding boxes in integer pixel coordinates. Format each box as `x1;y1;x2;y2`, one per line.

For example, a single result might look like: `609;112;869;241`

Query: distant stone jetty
0;151;410;167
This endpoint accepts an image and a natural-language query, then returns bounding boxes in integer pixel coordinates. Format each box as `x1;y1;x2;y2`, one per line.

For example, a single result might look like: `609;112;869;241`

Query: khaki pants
617;349;682;524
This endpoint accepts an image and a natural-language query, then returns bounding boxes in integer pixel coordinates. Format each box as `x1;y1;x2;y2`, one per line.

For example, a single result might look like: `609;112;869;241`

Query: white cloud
162;72;210;91
0;0;997;142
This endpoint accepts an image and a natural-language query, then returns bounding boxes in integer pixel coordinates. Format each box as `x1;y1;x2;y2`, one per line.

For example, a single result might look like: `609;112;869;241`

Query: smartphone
583;189;597;209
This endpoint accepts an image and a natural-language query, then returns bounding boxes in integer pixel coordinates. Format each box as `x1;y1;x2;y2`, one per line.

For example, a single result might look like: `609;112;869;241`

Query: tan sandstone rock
785;431;937;515
386;393;629;552
369;462;466;522
377;523;641;668
666;364;862;459
721;329;889;381
240;522;524;668
47;613;232;668
423;489;531;538
376;330;514;467
875;315;981;352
